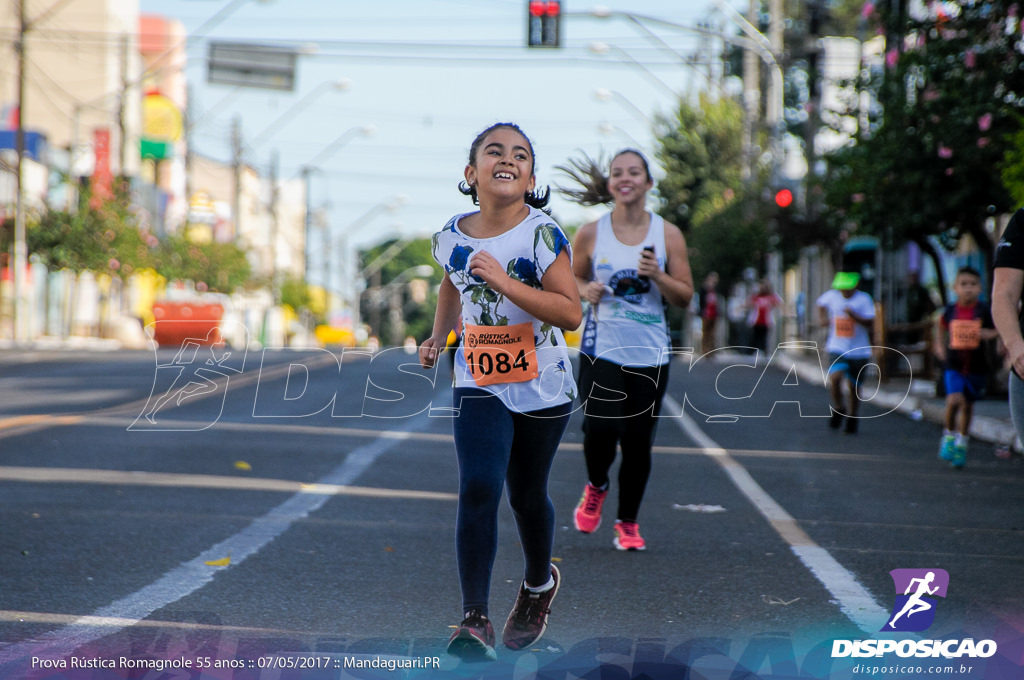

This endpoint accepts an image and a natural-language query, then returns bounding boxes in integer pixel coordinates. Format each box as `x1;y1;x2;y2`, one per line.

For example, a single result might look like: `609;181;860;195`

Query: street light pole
241;78;352;155
587;42;681;99
296;123;375;290
593;87;654;125
587;7;785;181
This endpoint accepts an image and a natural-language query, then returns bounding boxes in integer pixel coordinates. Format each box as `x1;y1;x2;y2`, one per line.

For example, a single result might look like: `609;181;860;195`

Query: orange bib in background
463;322;539;387
949;318;982;350
834;316;856;339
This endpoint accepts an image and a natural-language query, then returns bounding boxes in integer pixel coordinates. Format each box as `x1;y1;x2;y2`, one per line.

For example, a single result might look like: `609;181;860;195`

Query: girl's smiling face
607;151;652;205
465;126;536;203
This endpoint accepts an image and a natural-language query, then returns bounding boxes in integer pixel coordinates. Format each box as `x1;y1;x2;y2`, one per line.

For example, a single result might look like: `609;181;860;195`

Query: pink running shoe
573;483;608;533
613;520;646;551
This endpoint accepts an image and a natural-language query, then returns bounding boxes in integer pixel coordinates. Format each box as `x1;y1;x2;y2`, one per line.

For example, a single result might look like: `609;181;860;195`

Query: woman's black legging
577;357;669;522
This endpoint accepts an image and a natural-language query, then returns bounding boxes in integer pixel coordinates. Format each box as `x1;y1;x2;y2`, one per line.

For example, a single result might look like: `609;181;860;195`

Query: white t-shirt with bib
432;206;576;413
816;288;875;358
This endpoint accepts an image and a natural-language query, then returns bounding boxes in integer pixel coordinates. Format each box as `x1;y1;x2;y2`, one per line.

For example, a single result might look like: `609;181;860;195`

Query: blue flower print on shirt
535;224;569;259
449;244;474;273
508;257;538;286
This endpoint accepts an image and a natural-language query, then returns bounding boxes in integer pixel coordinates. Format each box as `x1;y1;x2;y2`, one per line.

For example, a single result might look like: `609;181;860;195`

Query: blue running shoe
938;435;955;461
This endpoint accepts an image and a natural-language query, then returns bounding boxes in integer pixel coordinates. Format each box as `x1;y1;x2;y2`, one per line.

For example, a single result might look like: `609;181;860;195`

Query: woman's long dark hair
458;122;551;211
556;148;652;206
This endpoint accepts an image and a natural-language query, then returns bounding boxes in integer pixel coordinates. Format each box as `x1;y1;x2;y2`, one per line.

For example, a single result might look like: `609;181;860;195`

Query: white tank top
579;212;670;366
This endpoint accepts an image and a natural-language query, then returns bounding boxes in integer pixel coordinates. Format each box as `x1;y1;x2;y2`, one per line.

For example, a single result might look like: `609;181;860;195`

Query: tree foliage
4;184;252;294
358;237;440;343
654;94;770;288
820;1;1024;283
154;235;251;293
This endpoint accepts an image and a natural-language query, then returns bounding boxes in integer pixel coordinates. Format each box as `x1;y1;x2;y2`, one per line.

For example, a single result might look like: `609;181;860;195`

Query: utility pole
184;85;193;210
12;0;29;342
269;150;279;303
741;0;759;181
301;166;313;282
804;1;825;226
118;33;129;176
231;115;242;242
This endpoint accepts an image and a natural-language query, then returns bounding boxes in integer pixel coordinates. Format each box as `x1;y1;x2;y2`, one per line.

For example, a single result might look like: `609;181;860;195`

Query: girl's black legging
451;387;572;616
577;357;669;522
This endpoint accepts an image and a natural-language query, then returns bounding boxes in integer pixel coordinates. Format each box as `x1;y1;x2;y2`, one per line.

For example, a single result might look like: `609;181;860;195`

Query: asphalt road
0;346;1022;679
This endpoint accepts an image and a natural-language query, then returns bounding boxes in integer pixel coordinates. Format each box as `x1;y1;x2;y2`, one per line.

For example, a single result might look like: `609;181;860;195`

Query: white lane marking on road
0;423;423;665
663;394;890;634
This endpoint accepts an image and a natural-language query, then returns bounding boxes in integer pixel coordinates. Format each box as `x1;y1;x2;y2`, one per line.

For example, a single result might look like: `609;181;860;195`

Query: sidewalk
778;346;1020;452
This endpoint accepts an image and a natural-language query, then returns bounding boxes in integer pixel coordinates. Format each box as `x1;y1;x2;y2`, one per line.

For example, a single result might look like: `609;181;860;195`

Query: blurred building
0;0;308;344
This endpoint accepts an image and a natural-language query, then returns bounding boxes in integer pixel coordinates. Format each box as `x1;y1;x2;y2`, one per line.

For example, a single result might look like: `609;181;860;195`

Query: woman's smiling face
607;151;652;205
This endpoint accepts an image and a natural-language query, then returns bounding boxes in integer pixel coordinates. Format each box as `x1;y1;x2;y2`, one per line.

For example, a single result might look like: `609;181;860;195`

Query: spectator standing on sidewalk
697;272;721;355
934;266;998;469
557;149;693;551
420;122;581;661
747;278;783;358
817;272;876;434
992;208;1024;448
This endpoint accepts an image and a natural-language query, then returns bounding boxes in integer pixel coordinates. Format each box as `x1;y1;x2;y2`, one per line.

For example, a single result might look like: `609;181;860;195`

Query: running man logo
130;323;247;431
882;569;949;632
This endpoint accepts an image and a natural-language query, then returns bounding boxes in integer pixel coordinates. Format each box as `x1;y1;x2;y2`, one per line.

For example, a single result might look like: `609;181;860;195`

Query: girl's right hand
419;336;446;369
582;280;607;306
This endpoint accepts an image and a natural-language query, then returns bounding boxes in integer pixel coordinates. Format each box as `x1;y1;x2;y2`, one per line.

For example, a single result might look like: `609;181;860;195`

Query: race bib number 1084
463;321;538;387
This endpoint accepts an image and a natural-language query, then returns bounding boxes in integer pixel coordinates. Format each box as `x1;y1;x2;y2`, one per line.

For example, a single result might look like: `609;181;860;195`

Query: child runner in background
934;266;997;469
816;272;876;434
419;123;581;661
558;149;693;551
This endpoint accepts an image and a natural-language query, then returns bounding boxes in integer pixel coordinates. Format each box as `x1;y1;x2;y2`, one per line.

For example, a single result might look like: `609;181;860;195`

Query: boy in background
817;271;876;434
934;266;998;469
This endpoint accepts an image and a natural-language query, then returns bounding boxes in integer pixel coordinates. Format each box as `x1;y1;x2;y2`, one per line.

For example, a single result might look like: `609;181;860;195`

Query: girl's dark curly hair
457;122;551;212
556;148;652;206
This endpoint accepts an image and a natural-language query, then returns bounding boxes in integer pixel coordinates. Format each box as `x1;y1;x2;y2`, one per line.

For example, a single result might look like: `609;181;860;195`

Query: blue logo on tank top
607;269;651;304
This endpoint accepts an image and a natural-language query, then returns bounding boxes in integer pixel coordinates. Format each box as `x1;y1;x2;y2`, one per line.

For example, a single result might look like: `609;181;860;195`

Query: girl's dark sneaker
447;610;497;662
502;565;560;650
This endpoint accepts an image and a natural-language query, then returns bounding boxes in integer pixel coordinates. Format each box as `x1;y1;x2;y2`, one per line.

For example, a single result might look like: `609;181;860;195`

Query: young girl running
419;123;581;661
559;149;693;551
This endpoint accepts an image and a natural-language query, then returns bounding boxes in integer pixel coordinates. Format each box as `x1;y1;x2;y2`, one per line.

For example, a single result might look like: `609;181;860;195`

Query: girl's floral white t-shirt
432;206;577;413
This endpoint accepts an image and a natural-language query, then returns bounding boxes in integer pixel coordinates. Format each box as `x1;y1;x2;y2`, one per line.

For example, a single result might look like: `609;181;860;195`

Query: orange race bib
949;318;982;350
834;316;856;339
463;321;539;387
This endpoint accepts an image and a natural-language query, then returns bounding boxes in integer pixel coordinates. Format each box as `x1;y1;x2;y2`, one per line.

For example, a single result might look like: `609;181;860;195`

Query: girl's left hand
638;249;660;280
469;251;509;292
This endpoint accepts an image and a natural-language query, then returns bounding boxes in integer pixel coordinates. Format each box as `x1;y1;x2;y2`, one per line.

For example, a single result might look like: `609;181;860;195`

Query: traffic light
774;188;793;209
527;1;561;48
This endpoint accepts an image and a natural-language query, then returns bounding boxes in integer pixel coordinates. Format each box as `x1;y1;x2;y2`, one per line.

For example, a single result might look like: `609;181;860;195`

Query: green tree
155;234;252;293
820;1;1024;295
358;237;440;344
25;184;157;276
654;93;769;288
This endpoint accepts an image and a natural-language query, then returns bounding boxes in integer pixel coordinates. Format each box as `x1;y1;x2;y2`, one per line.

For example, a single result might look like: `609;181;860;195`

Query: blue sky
139;0;751;274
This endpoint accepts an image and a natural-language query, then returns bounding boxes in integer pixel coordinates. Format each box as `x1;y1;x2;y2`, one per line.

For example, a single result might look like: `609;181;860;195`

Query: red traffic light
527;1;561;47
774;188;793;208
529;1;560;17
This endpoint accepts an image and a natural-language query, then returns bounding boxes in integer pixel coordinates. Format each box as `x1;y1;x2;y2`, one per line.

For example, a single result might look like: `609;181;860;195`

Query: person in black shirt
992;208;1024;446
